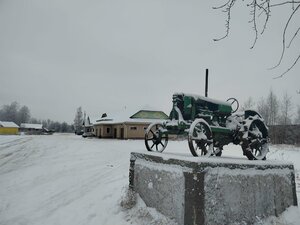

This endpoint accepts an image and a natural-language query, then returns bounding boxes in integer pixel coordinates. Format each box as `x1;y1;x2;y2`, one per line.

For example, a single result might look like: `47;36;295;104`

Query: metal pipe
205;69;208;97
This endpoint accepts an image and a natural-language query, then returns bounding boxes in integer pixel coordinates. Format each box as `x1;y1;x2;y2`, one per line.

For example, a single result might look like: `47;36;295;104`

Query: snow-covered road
0;134;299;225
0;135;138;225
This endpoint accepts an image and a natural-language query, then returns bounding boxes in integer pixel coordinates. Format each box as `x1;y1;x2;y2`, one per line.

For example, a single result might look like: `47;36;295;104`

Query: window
130;126;137;130
106;128;110;133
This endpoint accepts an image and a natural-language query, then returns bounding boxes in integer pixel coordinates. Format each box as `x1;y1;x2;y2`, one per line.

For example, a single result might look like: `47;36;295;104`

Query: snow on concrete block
129;152;298;225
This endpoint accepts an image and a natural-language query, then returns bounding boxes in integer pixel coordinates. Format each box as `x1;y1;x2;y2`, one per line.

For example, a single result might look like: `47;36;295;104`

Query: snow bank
120;188;178;225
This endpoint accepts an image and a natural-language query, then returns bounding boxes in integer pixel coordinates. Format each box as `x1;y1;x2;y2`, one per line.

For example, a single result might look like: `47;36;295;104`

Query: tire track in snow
16;159;129;224
0;137;31;151
0;137;53;175
0;160;129;225
0;138;33;169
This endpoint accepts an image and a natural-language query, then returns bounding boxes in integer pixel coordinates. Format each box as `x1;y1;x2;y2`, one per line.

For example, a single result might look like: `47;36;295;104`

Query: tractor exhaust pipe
205;69;208;97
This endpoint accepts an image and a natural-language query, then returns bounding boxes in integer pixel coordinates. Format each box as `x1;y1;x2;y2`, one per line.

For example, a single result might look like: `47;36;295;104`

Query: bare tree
61;122;69;133
278;92;293;125
267;89;279;125
241;96;256;111
29;118;42;124
257;97;269;123
40;119;73;133
295;105;300;124
0;102;19;123
17;105;31;125
256;89;279;125
214;0;300;78
74;107;83;133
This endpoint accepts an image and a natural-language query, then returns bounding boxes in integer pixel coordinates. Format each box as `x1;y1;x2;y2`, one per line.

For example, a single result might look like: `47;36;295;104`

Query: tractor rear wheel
242;118;269;160
188;119;214;157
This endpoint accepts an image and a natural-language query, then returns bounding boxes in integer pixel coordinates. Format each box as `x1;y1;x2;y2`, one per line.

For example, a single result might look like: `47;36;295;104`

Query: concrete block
129;152;298;225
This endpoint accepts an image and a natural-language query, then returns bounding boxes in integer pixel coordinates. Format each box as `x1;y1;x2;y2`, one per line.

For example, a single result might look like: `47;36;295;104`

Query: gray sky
0;0;299;123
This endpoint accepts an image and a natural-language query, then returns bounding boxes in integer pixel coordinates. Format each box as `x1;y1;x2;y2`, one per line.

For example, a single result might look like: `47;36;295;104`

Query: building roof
94;109;168;125
83;116;91;125
20;123;43;129
83;116;95;128
130;110;168;120
96;118;166;125
0;121;19;128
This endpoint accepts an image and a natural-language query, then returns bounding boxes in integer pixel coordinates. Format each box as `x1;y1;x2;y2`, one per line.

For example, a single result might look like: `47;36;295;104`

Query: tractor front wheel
145;123;168;152
188;119;214;157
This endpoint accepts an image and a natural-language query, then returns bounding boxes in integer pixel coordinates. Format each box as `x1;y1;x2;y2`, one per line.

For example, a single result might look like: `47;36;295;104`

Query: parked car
82;132;95;138
75;130;84;135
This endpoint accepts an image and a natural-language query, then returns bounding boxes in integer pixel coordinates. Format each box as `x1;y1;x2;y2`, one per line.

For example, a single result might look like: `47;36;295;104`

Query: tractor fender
244;110;263;119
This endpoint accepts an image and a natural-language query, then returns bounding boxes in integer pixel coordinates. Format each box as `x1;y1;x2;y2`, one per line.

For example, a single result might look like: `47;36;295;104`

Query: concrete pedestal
129;152;297;225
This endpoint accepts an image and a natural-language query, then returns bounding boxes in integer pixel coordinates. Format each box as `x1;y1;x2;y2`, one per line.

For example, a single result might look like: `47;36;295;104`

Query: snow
20;123;43;129
0;121;19;128
0;134;300;225
96;118;166;125
174;92;232;107
93;111;166;125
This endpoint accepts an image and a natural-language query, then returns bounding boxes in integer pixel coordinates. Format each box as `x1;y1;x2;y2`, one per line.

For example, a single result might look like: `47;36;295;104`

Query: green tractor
144;93;269;160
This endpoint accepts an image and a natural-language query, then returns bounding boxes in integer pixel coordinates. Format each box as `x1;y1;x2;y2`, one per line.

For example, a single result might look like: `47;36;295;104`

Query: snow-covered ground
0;134;299;225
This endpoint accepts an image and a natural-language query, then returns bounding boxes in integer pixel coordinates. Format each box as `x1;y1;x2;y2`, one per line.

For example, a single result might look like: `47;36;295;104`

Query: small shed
0;121;19;135
20;123;43;134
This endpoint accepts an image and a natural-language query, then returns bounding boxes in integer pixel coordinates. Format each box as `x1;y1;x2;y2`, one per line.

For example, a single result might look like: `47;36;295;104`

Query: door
120;128;124;139
113;128;117;138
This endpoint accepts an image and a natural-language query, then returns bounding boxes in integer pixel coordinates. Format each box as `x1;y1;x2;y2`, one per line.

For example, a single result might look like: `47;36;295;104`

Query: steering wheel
226;98;239;113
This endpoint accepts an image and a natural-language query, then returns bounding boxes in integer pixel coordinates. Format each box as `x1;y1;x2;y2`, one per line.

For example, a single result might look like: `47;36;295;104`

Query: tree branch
273;53;300;79
213;0;237;41
214;0;300;77
270;1;300;7
257;0;271;35
287;26;300;48
270;4;300;70
213;0;232;10
249;0;259;49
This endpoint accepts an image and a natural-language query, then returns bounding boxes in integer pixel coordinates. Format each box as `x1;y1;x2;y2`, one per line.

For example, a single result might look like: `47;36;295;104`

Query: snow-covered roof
93;108;168;126
83;116;92;126
20;123;43;129
88;117;98;125
83;116;106;126
0;121;19;128
96;118;166;125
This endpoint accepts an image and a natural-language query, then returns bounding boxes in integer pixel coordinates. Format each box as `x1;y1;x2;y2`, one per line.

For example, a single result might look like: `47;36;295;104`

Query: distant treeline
240;89;300;126
269;125;300;146
0;101;73;133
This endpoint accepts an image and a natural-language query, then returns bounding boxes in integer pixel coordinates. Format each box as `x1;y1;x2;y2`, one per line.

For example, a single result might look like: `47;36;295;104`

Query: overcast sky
0;0;299;123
